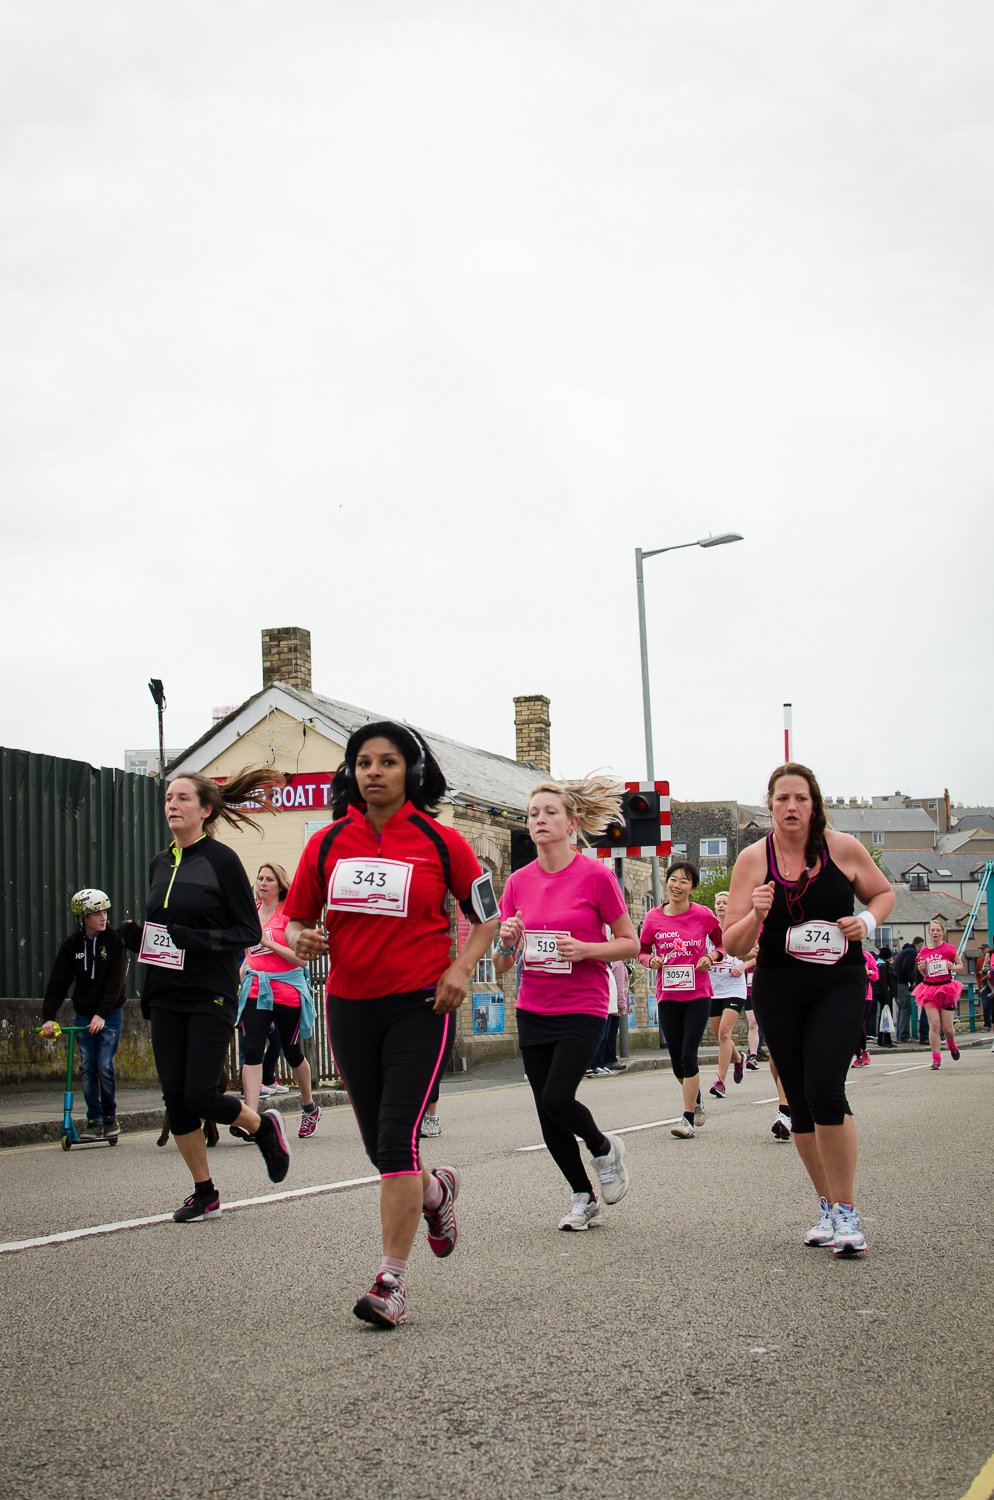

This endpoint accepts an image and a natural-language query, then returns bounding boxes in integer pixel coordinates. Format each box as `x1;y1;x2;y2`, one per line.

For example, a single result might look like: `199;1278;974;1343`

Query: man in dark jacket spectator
893;939;920;1042
41;888;128;1138
871;947;899;1044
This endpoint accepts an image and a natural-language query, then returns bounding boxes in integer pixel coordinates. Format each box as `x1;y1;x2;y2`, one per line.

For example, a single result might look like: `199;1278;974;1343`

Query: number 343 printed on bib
327;859;414;918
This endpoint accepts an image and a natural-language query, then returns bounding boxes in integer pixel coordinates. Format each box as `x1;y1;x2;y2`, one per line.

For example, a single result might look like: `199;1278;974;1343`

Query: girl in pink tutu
913;917;964;1070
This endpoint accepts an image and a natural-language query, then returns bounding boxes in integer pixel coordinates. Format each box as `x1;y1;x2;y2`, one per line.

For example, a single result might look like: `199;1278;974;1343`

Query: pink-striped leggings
327;990;450;1176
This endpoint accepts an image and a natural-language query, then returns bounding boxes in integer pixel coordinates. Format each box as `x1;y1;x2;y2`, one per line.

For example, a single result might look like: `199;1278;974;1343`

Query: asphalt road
2;1051;993;1500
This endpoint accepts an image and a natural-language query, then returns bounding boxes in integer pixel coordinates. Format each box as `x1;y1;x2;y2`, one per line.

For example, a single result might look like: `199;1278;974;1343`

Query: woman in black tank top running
724;764;893;1258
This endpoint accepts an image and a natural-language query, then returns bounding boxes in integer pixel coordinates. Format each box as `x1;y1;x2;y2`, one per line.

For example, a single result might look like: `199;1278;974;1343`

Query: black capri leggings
659;995;711;1082
520;1016;611;1196
750;968;866;1134
327;990;451;1177
151;1007;243;1137
240;995;305;1069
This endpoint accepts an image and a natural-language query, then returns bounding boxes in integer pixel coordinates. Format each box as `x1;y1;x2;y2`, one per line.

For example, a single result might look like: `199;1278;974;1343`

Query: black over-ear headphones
344;722;428;800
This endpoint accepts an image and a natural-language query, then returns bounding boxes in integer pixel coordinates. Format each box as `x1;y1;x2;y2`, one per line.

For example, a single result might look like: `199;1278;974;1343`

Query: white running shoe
591;1133;629;1205
420;1114;442;1138
558;1192;602;1231
694;1101;706;1127
804;1196;835;1247
832;1202;868;1256
671;1118;695;1138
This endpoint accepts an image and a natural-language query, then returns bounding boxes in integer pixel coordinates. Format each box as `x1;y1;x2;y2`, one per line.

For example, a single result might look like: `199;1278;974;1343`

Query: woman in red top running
285;722;497;1330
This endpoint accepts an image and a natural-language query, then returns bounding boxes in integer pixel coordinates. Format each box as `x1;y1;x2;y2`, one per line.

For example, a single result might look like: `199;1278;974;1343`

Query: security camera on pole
148;679;166;779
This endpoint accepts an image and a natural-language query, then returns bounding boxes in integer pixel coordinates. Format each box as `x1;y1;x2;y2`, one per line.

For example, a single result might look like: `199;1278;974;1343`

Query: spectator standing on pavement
588;955;629;1075
893;938;919;1042
41;889;128;1140
874;946;898;1047
852;949;879;1069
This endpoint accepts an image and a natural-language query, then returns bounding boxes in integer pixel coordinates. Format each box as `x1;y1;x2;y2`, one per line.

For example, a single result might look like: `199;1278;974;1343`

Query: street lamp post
635;533;743;906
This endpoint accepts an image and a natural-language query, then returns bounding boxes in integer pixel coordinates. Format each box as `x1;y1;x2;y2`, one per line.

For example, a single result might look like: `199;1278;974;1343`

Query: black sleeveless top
756;834;863;972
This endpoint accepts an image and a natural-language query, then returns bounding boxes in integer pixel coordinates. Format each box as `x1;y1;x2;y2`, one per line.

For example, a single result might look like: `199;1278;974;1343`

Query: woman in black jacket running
122;768;290;1223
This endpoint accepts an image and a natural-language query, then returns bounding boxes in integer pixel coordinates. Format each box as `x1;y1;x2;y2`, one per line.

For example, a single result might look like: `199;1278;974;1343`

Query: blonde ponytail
529;774;624;846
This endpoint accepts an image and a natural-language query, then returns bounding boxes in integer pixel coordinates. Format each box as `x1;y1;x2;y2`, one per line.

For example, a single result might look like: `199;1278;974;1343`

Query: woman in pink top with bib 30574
495;776;639;1234
913;916;964;1070
639;862;723;1138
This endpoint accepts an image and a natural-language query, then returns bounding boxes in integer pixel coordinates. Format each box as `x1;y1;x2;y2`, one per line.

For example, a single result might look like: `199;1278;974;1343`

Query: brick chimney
514;694;551;772
262;626;312;693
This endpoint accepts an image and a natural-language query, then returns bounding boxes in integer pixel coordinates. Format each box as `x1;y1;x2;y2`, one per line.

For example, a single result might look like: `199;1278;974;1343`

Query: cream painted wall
196;709;453;885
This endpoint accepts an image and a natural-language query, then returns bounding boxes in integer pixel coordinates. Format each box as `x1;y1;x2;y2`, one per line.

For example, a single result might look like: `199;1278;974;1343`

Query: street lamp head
697;532;743;548
148;678;166;708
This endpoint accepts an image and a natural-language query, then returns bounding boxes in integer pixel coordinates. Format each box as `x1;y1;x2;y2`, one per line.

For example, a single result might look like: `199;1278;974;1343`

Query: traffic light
510;829;537;871
585;782;671;858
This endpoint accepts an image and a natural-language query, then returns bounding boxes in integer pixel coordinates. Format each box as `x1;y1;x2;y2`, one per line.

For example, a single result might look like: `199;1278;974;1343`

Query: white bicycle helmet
71;888;112;918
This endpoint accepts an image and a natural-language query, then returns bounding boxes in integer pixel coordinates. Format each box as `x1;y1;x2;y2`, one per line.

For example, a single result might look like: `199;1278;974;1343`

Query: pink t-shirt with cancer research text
500;855;629;1018
639;902;724;1003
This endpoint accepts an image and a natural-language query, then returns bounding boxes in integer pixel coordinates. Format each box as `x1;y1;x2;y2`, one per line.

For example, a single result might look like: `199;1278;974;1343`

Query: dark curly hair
330;721;446;819
766;762;828;869
665;859;700;891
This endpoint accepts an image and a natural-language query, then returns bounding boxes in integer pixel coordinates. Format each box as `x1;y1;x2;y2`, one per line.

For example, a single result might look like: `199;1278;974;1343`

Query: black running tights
520;1028;611;1195
151;1007;242;1137
751;971;866;1134
658;995;711;1082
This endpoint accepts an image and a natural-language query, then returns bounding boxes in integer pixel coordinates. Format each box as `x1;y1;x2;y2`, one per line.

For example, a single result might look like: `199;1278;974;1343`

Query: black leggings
327;990;450;1176
659;996;711;1082
751;969;866;1134
240;995;305;1069
520;1019;611;1195
151;1008;242;1137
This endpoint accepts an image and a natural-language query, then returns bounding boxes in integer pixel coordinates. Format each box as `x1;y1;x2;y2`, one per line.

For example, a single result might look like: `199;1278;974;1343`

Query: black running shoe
254;1109;291;1182
173;1187;221;1223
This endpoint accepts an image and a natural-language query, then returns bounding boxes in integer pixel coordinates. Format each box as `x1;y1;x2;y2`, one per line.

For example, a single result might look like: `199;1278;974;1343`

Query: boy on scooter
41;890;128;1139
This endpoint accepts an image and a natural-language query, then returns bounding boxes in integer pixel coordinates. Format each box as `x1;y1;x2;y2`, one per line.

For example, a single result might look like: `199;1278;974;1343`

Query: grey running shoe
591;1133;629;1205
423;1167;460;1257
420;1114;442;1138
694;1101;706;1127
804;1196;835;1247
671;1118;695;1138
832;1202;868;1256
558;1192;602;1231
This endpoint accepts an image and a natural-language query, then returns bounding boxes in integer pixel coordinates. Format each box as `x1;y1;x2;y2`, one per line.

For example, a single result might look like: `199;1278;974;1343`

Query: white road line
0;1174;380;1256
516;1117;682;1152
883;1064;932;1074
753;1096;781;1105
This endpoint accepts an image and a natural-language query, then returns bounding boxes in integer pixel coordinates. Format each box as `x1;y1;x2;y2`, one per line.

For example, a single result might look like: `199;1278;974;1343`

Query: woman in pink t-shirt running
639;862;723;1137
914;917;964;1070
495;777;639;1233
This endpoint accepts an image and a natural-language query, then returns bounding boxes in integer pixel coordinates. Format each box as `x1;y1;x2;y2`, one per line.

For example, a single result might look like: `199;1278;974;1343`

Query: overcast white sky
2;1;992;806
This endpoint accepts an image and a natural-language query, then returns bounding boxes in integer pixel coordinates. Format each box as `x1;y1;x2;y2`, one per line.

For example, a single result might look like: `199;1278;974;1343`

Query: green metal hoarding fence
0;747;169;999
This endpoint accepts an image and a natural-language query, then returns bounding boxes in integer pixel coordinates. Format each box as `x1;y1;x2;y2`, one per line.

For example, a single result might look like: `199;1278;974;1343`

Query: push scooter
36;1024;118;1151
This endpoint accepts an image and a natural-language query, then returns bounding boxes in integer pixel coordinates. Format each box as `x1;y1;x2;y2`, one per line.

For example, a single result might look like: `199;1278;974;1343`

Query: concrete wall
0;999;156;1088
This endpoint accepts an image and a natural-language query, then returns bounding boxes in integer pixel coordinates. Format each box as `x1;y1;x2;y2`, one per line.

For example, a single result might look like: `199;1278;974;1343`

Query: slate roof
828;808;937;834
856;887;971;927
950;813;994;832
168;683;543;814
879;850;989;883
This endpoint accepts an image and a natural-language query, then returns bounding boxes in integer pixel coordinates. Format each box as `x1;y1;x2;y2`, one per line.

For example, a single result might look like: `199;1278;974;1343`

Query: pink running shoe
423;1166;460;1258
298;1104;321;1138
353;1272;406;1329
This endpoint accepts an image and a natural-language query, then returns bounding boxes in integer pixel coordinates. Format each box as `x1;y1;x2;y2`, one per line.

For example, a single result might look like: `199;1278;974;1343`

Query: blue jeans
74;1009;122;1123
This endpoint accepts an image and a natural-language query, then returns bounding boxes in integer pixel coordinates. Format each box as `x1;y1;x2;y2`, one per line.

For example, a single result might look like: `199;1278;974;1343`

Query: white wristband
860;911;877;940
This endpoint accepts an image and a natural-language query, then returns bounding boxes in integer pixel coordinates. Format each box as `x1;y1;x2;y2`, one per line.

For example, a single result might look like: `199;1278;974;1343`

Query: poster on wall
647;993;659;1027
473;993;505;1034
